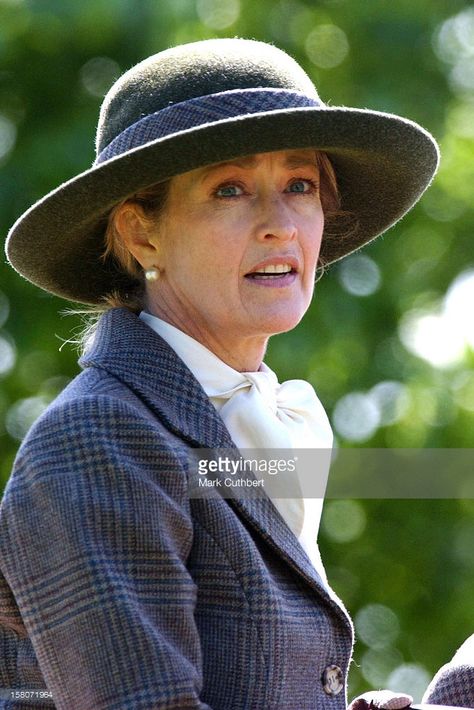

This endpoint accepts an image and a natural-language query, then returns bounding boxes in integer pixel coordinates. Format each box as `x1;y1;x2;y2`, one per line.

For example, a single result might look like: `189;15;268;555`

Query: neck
144;299;268;372
190;330;268;372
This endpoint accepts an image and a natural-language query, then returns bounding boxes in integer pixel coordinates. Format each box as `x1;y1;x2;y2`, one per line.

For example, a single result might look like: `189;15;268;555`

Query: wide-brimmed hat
5;38;439;305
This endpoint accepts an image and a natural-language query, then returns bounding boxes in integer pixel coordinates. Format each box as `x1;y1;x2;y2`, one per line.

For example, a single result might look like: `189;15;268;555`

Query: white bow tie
214;370;332;543
216;369;332;451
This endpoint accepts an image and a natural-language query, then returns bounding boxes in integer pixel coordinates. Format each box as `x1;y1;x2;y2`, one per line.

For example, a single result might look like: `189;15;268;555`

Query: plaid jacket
422;634;474;708
0;307;353;709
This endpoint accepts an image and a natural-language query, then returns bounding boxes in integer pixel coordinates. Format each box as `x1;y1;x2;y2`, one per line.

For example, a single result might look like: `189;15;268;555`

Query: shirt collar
139;311;279;399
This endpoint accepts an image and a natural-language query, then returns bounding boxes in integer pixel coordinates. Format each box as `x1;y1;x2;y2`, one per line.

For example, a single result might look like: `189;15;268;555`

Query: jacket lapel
80;307;234;449
229;495;352;620
80;308;351;623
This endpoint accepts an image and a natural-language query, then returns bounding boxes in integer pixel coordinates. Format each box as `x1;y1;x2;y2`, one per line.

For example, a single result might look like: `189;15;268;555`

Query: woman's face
144;149;325;366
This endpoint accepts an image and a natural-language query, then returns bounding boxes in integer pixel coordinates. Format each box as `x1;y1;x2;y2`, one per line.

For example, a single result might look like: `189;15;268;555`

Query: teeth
259;263;292;274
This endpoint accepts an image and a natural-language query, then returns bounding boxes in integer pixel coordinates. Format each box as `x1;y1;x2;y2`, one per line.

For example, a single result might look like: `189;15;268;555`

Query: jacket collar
80;308;352;626
80;307;235;449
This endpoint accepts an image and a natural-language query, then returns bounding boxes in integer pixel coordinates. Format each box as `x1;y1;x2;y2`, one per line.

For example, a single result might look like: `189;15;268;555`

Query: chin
253;306;307;336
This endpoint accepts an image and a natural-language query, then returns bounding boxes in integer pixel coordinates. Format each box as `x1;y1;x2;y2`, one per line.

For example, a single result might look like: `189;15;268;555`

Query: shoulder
17;361;177;457
0;385;195;568
423;635;474;708
2;371;190;509
17;384;161;461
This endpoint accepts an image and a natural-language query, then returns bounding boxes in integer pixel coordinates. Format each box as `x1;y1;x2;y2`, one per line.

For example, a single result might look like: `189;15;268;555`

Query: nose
254;194;297;242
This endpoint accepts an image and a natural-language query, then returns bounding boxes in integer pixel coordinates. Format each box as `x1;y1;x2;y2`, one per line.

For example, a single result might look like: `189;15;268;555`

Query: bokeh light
446;100;474;138
80;57;121;98
305;24;349;69
387;663;431;703
421;185;467;222
399;307;465;367
333;392;380;442
434;7;474;97
338;255;382;297
361;647;404;687
0;114;17;162
6;395;50;441
399;269;474;368
196;0;240;30
434;8;474;65
443;269;474;348
451;370;474;412
322;500;366;543
18;351;59;392
0;292;10;329
0;334;16;377
369;381;410;426
332;378;412;442
355;604;400;650
450;56;474;93
414;386;457;428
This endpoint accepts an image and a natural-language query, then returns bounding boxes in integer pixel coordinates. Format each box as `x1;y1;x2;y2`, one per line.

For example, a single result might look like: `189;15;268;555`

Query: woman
0;39;438;709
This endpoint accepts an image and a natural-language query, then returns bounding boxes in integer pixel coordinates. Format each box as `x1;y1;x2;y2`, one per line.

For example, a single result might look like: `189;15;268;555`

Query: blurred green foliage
1;0;473;701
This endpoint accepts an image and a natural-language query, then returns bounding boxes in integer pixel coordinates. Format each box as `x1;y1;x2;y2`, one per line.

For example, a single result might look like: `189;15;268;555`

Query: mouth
245;263;296;281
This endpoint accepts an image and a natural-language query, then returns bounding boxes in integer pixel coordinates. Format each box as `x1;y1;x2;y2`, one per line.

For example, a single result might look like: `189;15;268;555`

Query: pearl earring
145;268;159;282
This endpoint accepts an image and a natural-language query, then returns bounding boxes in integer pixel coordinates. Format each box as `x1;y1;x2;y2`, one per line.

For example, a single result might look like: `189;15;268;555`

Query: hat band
95;88;321;165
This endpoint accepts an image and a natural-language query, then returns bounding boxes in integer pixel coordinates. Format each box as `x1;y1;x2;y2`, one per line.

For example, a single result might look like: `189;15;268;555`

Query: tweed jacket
0;307;353;710
422;634;474;708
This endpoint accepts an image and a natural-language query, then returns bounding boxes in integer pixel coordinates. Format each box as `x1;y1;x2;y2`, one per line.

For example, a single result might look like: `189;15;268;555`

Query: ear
114;202;159;270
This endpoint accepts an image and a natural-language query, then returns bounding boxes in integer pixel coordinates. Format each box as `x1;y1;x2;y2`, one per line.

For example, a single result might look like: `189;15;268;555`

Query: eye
215;183;244;198
286;178;318;194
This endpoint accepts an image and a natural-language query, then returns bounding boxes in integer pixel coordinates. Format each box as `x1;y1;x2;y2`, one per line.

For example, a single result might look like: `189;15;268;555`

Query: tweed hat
6;38;439;305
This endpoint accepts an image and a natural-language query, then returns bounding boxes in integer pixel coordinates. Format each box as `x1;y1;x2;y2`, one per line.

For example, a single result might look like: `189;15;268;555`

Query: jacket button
322;665;344;696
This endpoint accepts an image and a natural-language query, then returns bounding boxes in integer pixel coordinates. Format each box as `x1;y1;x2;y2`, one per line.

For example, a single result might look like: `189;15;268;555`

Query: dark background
1;0;474;700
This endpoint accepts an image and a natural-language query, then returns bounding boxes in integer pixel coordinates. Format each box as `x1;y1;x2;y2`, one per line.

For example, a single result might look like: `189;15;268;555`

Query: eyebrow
200;156;259;175
284;155;318;170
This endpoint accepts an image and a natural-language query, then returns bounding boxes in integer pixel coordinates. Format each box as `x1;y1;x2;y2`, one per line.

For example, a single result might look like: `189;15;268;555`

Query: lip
245;255;300;276
244;255;300;289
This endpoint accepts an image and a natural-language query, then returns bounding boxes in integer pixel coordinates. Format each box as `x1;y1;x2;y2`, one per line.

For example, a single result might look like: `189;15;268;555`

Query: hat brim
5;106;439;304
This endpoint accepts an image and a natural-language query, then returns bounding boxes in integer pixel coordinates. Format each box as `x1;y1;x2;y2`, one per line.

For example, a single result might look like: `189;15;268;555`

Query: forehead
200;149;319;175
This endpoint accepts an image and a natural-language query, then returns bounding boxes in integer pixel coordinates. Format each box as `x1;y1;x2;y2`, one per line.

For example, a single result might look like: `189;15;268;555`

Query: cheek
302;213;324;269
190;230;243;284
164;231;237;295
